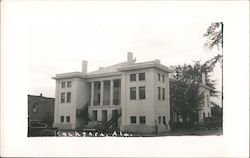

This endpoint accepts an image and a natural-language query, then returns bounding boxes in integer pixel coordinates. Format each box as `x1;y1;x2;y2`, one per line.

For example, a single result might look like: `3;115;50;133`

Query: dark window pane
158;87;161;100
60;116;64;123
130;116;136;124
61;93;65;103
139;116;146;124
66;116;70;122
130;74;136;81
130;87;136;100
139;73;145;81
139;86;145;99
67;92;71;103
162;88;165;100
158;73;161;81
62;82;66;88
67;81;72;88
158;116;161;124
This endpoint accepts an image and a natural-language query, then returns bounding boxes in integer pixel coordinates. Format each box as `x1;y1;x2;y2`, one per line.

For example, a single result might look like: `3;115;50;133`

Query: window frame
61;92;65;103
130;116;136;124
67;81;72;88
61;82;66;88
66;92;71;103
139;116;146;124
157;73;161;81
139;86;146;100
139;72;145;81
162;88;165;100
158;116;161;124
158;87;161;100
60;116;64;123
130;74;136;82
66;116;70;123
130;87;136;100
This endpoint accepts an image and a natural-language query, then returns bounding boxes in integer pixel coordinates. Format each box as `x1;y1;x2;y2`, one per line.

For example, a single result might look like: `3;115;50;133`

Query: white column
100;81;104;106
110;80;114;106
91;82;94;106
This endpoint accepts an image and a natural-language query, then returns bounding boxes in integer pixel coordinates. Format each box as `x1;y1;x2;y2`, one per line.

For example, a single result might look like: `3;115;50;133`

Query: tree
170;60;218;124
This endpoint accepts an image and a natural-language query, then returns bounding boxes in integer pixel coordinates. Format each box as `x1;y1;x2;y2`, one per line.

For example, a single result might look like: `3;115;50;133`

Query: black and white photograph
1;1;249;157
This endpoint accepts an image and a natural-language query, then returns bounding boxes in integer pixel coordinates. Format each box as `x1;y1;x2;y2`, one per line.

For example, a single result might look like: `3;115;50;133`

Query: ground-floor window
130;116;136;124
66;116;70;123
60;116;64;123
139;116;146;124
163;116;166;124
158;116;161;124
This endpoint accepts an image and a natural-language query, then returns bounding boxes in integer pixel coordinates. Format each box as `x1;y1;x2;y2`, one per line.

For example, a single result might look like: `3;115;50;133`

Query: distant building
28;94;55;127
52;52;172;133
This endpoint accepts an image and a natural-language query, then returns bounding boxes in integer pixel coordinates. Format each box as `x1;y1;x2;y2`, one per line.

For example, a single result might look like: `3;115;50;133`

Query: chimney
82;60;87;74
202;73;206;85
127;52;133;64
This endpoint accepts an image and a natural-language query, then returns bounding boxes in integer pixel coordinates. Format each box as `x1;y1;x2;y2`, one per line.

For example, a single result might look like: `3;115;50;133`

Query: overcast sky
4;1;222;102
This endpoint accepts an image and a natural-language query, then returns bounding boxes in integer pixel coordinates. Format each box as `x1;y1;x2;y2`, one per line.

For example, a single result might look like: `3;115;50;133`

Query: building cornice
52;72;86;80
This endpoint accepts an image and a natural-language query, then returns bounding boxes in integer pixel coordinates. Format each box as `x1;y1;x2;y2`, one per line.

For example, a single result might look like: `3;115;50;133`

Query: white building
53;52;172;133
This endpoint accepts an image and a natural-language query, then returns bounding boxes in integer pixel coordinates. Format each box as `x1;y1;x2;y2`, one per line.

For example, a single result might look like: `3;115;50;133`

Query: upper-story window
162;88;165;100
61;82;66;88
158;73;161;81
114;80;119;88
130;74;136;81
32;104;38;113
67;81;72;88
130;87;136;100
61;92;65;103
158;87;161;100
162;75;165;82
67;92;71;103
207;94;209;107
139;73;145;81
139;86;146;99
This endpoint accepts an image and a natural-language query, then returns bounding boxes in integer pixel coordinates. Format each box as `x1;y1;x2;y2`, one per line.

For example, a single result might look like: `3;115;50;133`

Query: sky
3;1;222;102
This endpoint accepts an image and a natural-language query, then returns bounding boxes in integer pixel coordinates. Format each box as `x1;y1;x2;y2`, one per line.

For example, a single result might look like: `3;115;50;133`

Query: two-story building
53;52;172;133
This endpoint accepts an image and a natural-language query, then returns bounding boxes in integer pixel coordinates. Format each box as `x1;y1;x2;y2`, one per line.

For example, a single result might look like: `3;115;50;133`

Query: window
158;116;161;124
60;116;64;123
162;75;165;82
163;116;166;124
139;116;146;124
67;92;71;103
61;93;65;103
203;112;206;119
139;73;145;81
67;81;72;88
66;116;70;122
139;86;146;99
158;87;161;100
61;82;66;88
158;73;161;81
207;94;209;107
130;74;136;81
130;87;136;100
162;88;165;100
114;80;119;88
32;104;37;113
130;116;136;124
